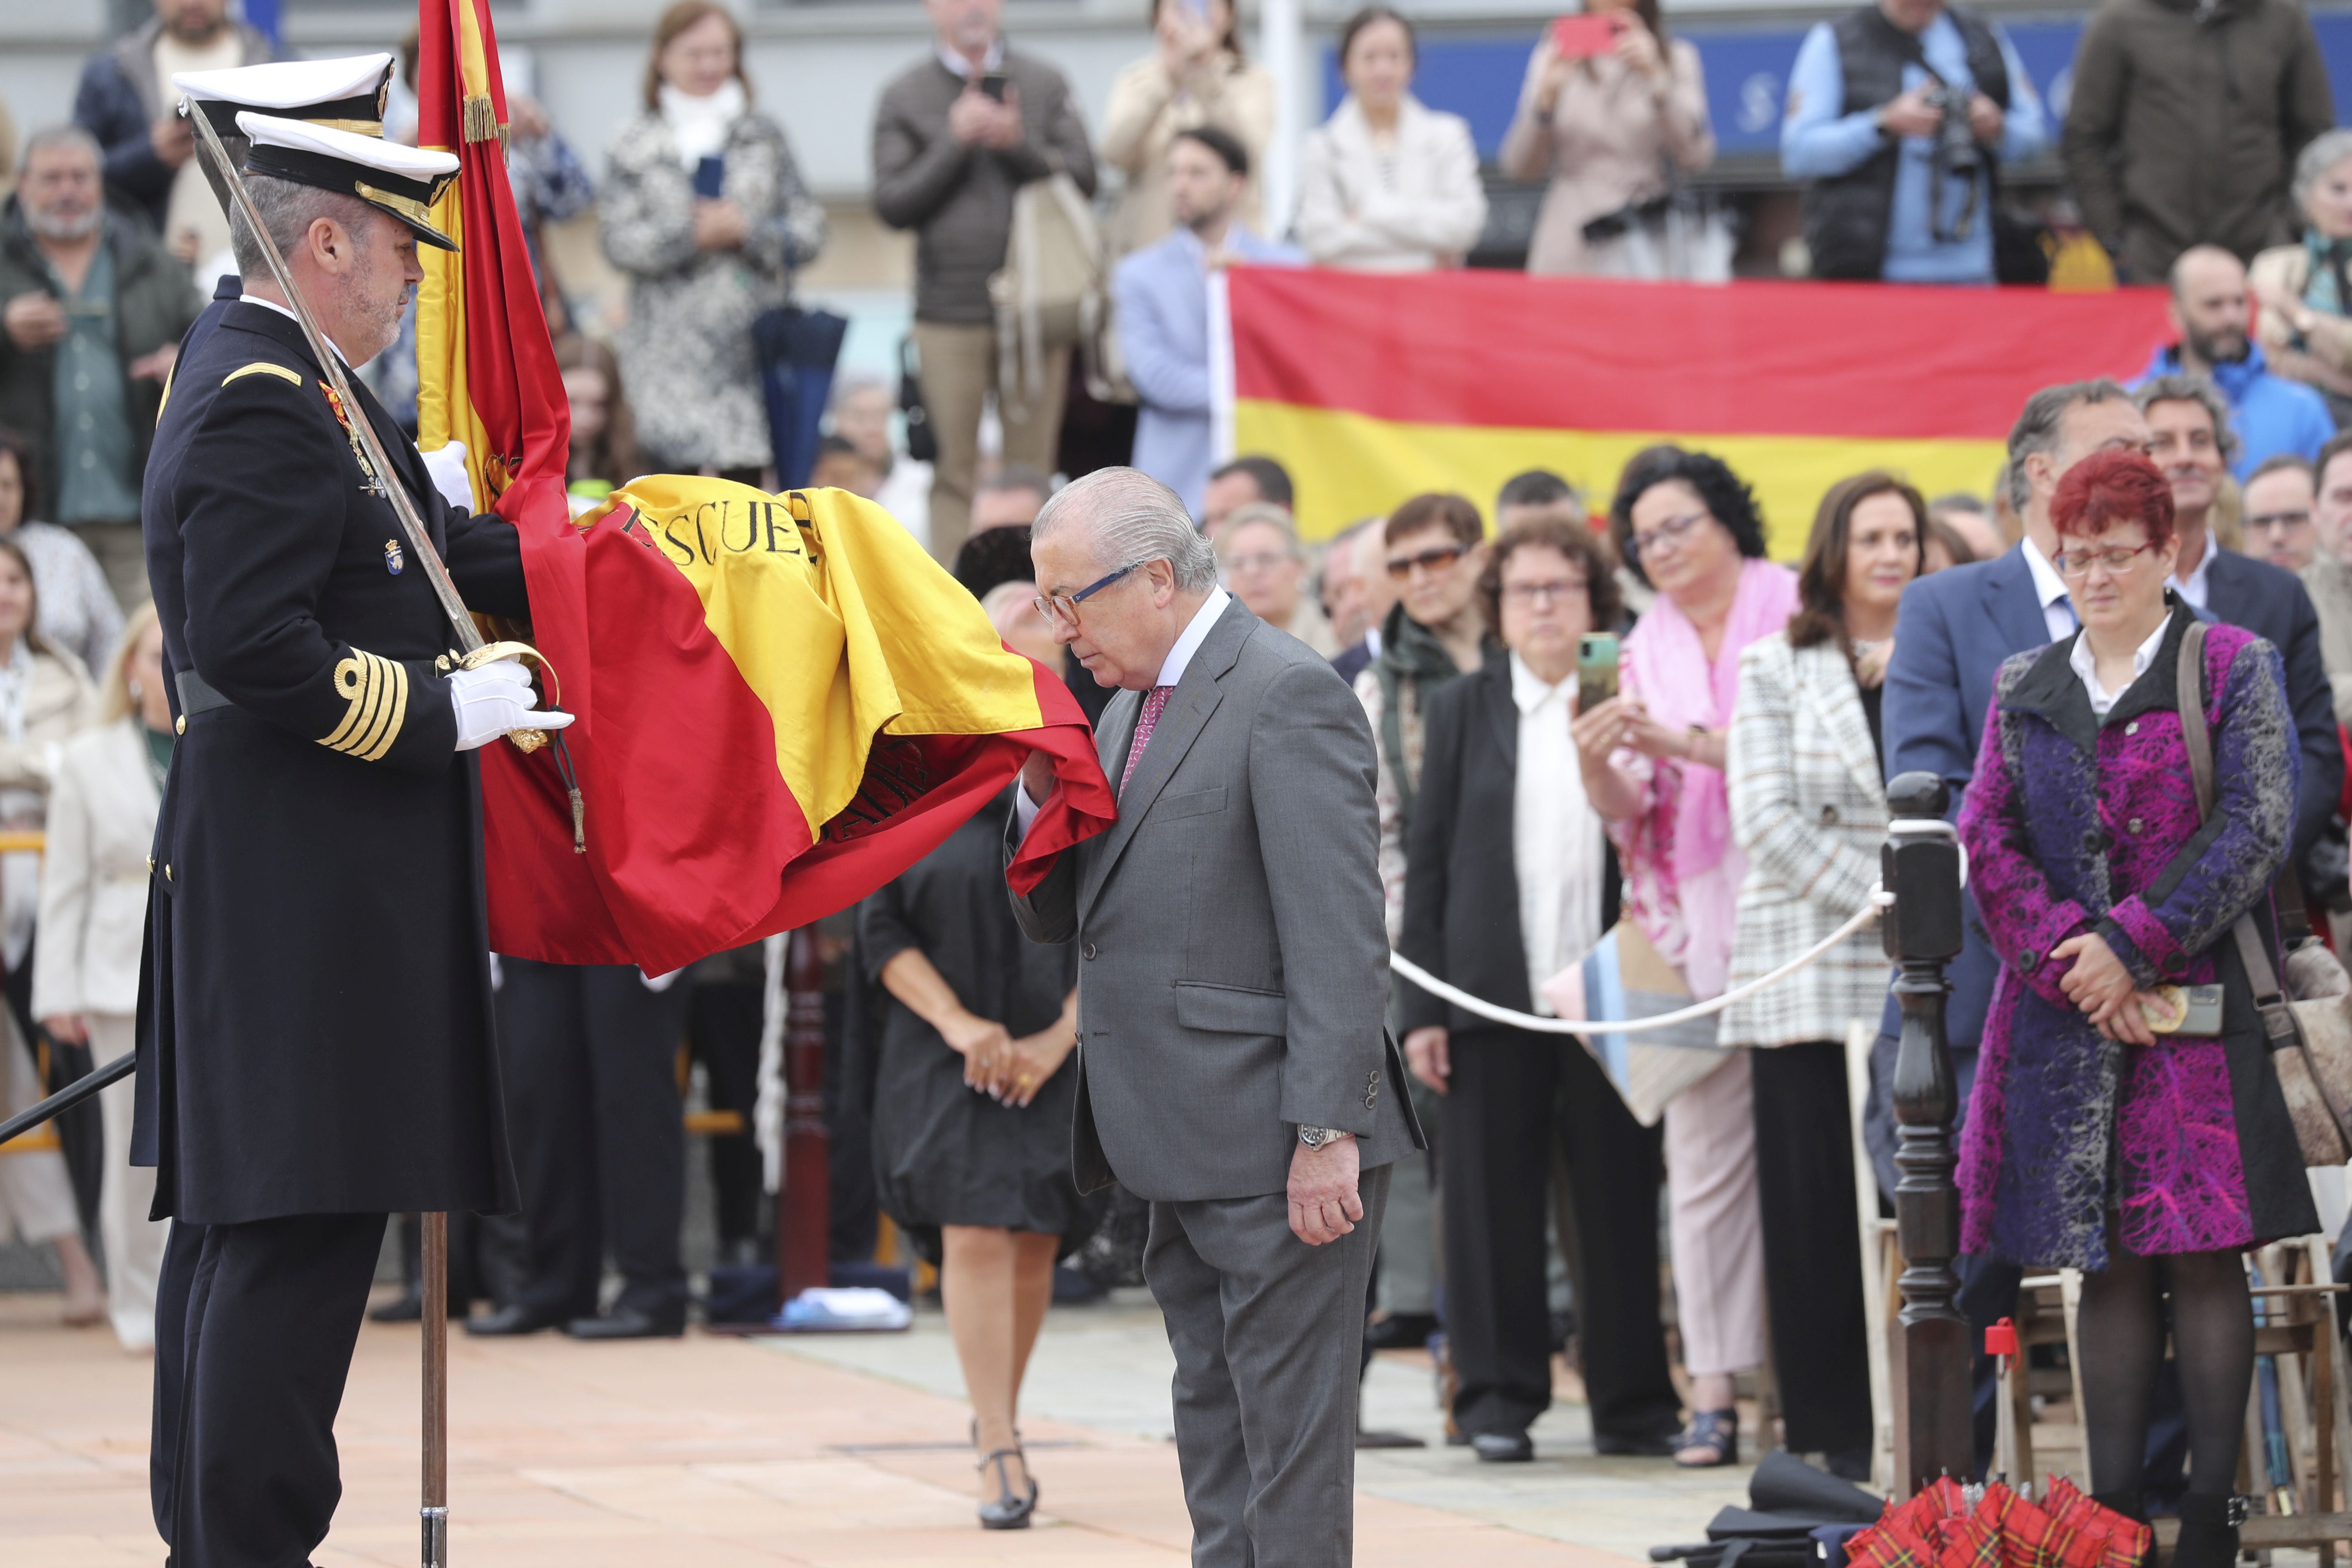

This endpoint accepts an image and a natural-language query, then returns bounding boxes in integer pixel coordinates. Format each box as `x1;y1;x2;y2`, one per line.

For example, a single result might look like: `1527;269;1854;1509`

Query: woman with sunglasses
1572;446;1795;1467
1959;450;2312;1567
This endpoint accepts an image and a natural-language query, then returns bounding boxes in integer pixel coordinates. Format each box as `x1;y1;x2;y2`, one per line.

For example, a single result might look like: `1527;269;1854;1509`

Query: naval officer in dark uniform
137;113;568;1567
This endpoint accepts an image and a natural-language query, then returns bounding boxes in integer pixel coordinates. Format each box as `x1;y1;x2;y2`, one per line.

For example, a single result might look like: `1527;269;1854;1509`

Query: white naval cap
236;112;462;252
174;54;396;138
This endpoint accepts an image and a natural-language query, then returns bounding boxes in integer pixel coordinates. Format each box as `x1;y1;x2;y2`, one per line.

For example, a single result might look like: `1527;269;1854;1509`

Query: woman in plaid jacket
1720;471;1926;1477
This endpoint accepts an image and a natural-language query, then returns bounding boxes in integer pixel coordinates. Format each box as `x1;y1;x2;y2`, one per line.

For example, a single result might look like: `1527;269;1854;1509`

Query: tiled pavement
0;1287;1749;1567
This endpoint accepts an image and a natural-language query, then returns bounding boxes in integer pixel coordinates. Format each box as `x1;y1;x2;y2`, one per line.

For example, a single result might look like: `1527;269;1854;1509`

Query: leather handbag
2177;620;2352;1165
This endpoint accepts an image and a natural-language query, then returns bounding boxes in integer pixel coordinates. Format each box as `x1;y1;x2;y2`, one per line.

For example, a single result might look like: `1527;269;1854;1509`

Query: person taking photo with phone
1780;0;2047;284
1099;0;1274;260
1717;471;1929;1479
1399;515;1686;1464
1500;0;1715;276
1572;447;1798;1468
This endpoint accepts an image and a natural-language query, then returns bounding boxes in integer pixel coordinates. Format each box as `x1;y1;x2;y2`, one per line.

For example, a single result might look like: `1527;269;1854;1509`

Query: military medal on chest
384;539;405;575
318;382;388;497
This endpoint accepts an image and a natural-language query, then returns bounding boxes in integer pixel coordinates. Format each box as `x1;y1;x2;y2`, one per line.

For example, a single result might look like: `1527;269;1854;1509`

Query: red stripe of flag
1228;269;2174;442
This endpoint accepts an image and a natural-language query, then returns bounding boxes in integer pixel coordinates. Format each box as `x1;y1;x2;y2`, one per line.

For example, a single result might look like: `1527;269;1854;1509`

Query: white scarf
657;79;745;171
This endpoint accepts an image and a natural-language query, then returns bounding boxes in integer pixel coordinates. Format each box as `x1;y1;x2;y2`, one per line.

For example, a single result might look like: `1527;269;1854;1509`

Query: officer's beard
339;252;413;369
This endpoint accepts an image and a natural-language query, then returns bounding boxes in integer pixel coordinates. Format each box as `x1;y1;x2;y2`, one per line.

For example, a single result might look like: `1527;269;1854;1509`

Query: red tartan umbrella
1845;1478;2153;1568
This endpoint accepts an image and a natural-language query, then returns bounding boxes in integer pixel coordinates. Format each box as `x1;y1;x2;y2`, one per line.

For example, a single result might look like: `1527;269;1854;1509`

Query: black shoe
1471;1430;1534;1463
977;1447;1038;1530
2090;1487;2146;1525
1824;1446;1874;1482
2169;1492;2241;1568
1593;1430;1679;1458
564;1307;685;1340
369;1288;423;1323
464;1304;565;1337
1366;1312;1439;1351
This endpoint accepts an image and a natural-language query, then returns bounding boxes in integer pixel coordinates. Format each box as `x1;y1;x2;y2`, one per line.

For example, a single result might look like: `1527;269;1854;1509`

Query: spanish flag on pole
1217;268;2174;551
413;0;1112;975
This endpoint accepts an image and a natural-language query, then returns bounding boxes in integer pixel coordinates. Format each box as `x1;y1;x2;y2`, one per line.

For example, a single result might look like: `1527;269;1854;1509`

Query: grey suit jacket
1008;598;1425;1203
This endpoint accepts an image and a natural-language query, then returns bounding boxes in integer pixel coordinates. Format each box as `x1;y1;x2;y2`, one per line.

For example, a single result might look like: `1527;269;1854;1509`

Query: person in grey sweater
873;0;1094;564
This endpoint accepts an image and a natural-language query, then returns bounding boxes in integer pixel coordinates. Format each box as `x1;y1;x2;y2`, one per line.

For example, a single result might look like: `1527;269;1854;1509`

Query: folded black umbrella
1747;1450;1886;1524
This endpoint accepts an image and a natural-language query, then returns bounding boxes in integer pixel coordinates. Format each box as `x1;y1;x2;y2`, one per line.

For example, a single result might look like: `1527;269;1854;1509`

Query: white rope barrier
1385;817;1965;1038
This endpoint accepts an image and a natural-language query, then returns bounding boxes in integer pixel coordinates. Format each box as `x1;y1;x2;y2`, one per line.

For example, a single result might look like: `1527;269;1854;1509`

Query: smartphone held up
1577;633;1620;717
1550;11;1629;59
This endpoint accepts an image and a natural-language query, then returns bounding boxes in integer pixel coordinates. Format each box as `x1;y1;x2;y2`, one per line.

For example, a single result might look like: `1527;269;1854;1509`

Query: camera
1918;83;1980;174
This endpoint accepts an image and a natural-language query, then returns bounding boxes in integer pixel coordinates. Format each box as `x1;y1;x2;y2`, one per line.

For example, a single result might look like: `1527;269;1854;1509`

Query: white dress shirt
1510;653;1607;1014
2068;616;2169;716
239;292;349;366
1014;587;1231;839
2021;536;2078;642
2168;532;2216;611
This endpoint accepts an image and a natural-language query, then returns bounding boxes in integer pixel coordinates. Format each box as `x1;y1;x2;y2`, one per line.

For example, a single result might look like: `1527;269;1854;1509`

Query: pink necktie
1119;685;1172;798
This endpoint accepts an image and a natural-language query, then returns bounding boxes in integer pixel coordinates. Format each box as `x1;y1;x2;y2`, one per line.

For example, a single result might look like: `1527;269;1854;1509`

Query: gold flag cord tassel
461;92;502;147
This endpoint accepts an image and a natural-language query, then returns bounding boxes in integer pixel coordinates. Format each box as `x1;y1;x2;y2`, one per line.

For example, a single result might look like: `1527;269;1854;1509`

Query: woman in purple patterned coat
1958;449;2318;1566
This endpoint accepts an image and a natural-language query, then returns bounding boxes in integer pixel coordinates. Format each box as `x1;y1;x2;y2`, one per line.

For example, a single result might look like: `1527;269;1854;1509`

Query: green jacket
2062;0;2335;282
0;203;200;514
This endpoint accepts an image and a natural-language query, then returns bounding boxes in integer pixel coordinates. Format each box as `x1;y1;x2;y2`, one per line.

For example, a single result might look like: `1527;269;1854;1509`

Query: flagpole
422;1210;449;1568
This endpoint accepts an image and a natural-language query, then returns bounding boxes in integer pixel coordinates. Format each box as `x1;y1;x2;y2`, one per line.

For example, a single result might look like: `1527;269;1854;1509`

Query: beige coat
2251;241;2352;402
1498;38;1714;276
2301;551;2352;730
1294;96;1488;272
33;720;159;1020
1100;52;1275;259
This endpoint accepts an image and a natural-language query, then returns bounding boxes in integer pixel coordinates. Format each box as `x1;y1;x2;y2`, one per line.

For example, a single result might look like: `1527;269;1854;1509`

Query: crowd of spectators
5;0;2352;1549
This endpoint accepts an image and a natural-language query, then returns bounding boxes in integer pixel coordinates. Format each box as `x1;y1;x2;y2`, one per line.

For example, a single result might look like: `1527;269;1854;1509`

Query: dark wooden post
1882;771;1971;1497
775;927;831;1306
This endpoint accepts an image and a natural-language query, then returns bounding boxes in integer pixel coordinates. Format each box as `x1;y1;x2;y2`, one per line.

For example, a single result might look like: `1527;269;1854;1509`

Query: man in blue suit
2135;373;2343;857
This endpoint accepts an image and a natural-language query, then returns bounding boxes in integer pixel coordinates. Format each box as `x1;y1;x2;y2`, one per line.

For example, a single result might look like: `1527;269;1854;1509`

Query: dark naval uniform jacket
135;297;528;1225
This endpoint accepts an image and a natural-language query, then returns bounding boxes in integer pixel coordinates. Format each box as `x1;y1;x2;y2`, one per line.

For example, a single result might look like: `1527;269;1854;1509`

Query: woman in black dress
860;790;1083;1531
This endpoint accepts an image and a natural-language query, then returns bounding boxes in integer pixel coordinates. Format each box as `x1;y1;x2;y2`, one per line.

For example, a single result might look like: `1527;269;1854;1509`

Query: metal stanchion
1882;772;1972;1497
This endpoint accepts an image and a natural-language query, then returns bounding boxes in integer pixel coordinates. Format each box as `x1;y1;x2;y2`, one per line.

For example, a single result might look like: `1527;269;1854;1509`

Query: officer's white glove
448;660;574;751
419;441;474;512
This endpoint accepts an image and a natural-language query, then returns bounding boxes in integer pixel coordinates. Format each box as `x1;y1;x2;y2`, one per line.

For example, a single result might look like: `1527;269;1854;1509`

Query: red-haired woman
1958;450;2315;1567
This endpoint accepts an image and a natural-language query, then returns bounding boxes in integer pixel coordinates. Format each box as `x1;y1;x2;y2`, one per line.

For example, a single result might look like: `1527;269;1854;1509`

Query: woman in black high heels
858;581;1096;1531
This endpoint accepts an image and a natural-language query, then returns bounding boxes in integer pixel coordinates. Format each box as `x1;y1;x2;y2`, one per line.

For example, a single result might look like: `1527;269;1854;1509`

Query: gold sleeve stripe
223;362;303;387
321;650;410;762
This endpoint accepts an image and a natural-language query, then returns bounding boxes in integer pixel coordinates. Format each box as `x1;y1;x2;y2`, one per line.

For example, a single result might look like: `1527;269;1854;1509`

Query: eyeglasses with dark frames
1033;559;1151;627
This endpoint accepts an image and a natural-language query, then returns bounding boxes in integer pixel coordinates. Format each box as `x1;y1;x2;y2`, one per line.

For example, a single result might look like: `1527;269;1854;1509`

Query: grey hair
827;370;892;411
230;173;380;280
2295;128;2352;209
2007;379;2131;509
2133;373;2242;465
1216;502;1306;560
1032;466;1219;592
18;124;100;179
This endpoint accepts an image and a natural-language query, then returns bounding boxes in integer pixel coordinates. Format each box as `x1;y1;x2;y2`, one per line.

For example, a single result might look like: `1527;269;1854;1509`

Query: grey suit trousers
1145;1162;1391;1568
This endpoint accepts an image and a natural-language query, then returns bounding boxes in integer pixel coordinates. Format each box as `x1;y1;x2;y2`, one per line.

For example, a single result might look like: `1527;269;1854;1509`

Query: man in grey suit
1005;468;1421;1567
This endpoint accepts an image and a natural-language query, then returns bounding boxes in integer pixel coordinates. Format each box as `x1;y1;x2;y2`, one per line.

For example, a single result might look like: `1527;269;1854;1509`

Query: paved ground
0;1285;1751;1568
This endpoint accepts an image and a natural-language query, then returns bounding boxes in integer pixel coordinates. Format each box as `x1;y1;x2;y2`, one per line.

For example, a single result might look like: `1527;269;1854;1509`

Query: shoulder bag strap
2178;622;2290;1007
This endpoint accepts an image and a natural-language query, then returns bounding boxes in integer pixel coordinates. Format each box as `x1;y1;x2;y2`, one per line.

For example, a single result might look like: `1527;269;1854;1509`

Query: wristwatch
1298;1125;1353;1150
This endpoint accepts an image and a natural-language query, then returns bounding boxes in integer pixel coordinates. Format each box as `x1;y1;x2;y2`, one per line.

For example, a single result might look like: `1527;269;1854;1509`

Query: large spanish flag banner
1219;268;2175;550
413;0;1112;976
